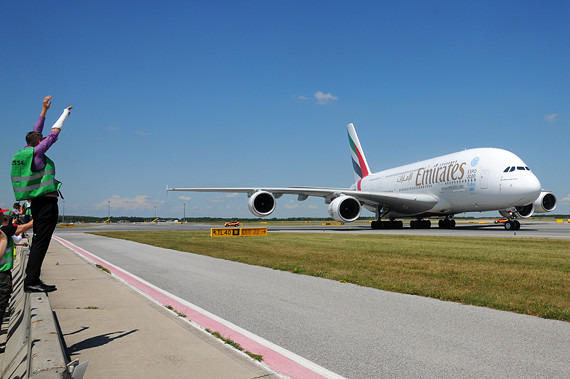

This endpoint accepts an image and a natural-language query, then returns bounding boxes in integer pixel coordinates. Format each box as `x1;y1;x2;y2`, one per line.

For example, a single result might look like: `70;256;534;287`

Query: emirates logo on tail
347;123;371;188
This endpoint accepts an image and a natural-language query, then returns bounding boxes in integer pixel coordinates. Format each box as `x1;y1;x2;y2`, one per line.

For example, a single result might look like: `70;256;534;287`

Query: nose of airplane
520;172;542;202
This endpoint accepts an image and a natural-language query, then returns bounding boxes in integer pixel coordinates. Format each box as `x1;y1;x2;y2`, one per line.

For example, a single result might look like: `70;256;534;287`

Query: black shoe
38;280;57;290
24;283;57;293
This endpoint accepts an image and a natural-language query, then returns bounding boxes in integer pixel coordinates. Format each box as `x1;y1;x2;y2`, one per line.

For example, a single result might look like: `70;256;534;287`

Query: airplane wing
339;190;438;214
167;186;438;215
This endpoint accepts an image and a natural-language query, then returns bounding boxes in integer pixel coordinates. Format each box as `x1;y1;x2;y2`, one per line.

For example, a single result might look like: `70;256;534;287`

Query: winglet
347;123;371;186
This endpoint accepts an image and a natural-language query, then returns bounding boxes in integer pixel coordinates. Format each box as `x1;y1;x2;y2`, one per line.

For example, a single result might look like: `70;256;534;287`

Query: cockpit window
504;166;531;173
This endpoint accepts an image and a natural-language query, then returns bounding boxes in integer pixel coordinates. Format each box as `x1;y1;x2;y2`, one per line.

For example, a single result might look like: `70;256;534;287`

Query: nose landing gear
504;219;521;230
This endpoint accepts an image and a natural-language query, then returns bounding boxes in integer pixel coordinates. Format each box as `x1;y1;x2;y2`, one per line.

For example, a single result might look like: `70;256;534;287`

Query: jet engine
533;191;557;213
498;191;557;219
328;196;361;222
514;204;534;218
248;191;276;217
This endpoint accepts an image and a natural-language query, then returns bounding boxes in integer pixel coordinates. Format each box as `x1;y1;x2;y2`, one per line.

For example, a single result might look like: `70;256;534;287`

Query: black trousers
25;196;58;286
0;271;11;324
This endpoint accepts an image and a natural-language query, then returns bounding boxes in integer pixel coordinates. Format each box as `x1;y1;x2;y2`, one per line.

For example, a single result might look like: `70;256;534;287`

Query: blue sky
1;1;568;219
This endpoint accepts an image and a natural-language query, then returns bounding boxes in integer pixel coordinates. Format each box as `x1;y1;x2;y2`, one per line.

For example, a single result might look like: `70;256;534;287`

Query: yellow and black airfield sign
210;227;268;237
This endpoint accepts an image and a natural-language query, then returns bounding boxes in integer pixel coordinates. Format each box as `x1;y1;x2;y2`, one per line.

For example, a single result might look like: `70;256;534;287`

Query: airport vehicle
168;123;556;230
224;221;240;227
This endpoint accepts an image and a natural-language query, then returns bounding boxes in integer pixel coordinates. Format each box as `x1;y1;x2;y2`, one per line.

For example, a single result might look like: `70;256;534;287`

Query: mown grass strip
92;231;570;321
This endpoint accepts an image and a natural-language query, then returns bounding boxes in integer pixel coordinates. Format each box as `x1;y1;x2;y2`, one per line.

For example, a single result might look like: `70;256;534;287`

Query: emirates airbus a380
168;123;556;230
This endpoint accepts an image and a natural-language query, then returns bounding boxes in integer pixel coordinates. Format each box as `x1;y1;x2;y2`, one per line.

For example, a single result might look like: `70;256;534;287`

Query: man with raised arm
11;96;72;292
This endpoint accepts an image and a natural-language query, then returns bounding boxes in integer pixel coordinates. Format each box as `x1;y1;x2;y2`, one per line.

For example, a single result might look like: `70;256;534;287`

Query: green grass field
92;231;570;321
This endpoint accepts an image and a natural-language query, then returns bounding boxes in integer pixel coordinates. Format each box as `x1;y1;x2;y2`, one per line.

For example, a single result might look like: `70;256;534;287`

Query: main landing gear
410;219;431;229
438;218;456;229
371;208;404;229
371;219;403;229
504;219;521;231
370;217;458;229
410;218;456;229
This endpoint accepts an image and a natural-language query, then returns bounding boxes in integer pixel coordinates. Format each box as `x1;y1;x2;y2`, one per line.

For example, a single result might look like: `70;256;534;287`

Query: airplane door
479;170;489;189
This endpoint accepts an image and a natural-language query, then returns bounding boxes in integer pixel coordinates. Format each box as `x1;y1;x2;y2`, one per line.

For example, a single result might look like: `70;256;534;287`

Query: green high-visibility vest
11;147;61;201
24;202;32;216
0;238;14;272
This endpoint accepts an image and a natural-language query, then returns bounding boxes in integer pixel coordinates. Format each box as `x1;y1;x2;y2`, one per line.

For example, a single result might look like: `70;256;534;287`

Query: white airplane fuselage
167;123;556;230
359;148;542;218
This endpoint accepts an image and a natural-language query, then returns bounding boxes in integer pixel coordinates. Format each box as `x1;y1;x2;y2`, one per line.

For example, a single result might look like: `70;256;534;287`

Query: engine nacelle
498;191;557;219
248;191;276;217
328;196;361;222
533;191;557;213
515;204;534;218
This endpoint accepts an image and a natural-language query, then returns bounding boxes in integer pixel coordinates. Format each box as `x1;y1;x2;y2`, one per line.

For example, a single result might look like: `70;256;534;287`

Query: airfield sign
210;227;267;237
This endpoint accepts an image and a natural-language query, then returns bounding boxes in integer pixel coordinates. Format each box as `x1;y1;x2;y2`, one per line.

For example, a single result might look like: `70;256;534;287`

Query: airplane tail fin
347;123;371;185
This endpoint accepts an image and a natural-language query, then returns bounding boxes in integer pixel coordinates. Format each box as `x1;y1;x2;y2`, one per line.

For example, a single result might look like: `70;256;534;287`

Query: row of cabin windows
503;166;530;172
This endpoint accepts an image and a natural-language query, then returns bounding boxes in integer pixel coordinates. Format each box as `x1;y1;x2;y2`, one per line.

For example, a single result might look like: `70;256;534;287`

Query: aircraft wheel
438;219;455;229
371;220;385;230
504;221;514;230
514;220;521;230
411;220;431;229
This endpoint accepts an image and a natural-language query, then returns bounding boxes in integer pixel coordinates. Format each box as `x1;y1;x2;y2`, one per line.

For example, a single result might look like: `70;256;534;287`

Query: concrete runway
55;222;569;378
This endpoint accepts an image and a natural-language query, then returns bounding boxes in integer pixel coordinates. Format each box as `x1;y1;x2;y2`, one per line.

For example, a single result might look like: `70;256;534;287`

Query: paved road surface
55;230;569;378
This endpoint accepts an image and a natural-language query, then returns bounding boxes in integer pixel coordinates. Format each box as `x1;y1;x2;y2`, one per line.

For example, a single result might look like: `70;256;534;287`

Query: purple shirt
27;116;60;198
30;116;59;172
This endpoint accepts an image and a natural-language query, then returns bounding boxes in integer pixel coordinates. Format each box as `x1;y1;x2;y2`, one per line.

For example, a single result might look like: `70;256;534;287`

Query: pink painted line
53;236;338;379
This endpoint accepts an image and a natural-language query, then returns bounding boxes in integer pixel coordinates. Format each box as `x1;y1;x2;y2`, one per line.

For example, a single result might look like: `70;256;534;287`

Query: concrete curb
1;245;74;379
